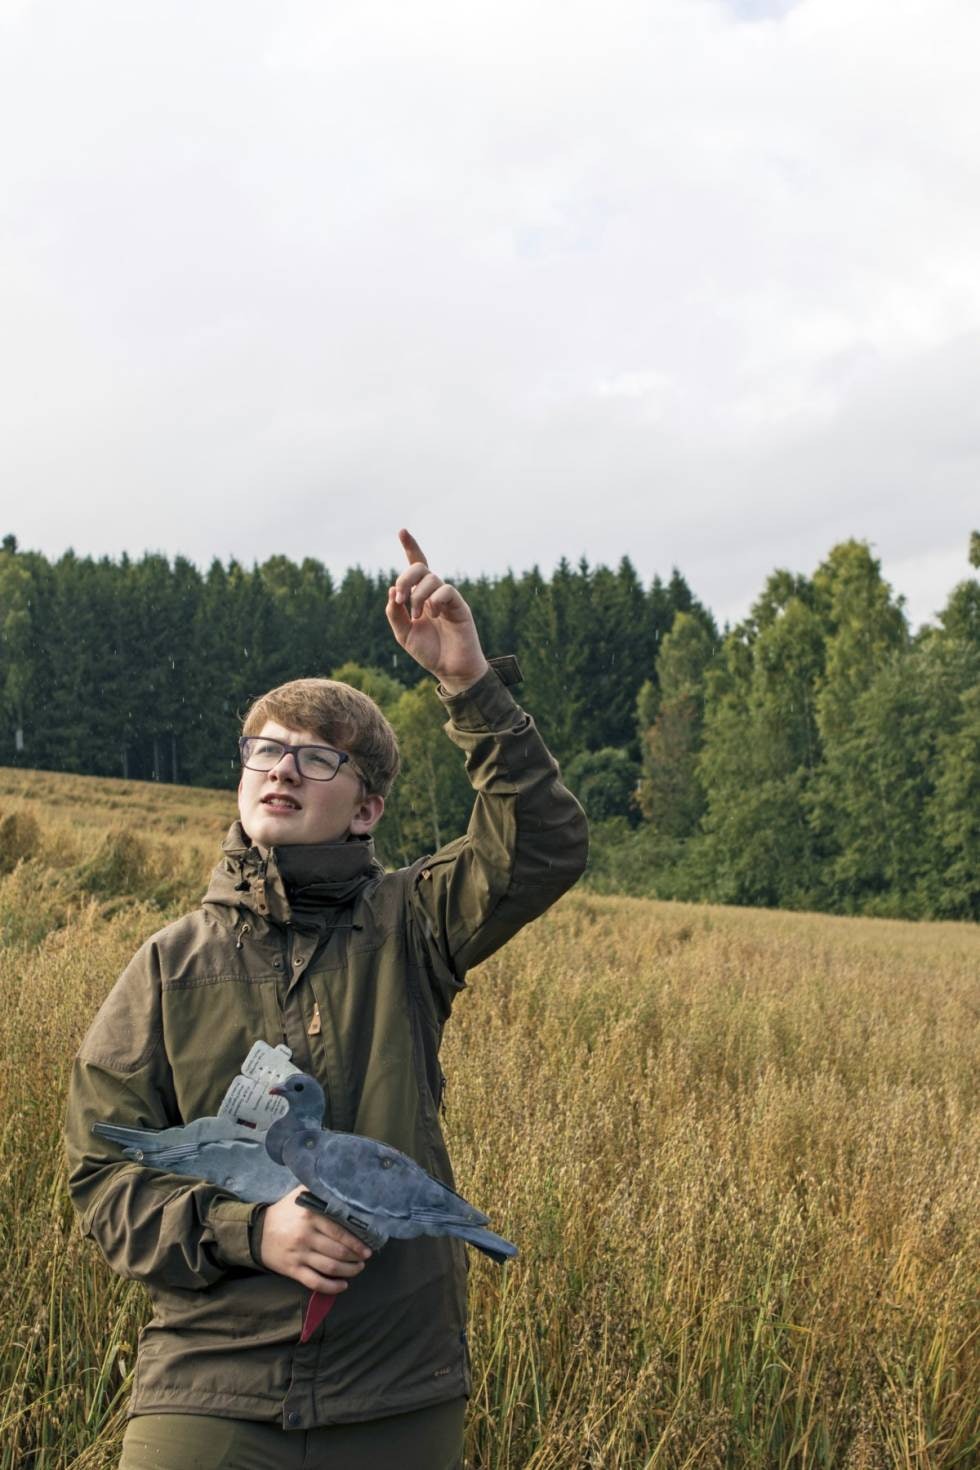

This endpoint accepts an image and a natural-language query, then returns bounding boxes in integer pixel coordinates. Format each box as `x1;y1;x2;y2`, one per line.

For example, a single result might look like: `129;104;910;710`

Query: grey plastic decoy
266;1073;518;1263
91;1083;325;1202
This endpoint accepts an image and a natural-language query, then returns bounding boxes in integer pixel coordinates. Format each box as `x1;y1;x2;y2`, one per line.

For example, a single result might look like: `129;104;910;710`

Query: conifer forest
1;530;977;921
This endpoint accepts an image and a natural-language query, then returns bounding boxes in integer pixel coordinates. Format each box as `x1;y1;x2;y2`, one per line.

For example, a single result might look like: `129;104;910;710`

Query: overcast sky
2;0;977;631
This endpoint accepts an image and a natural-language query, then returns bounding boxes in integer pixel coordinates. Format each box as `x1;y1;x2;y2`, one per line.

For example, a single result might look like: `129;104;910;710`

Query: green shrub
564;749;640;824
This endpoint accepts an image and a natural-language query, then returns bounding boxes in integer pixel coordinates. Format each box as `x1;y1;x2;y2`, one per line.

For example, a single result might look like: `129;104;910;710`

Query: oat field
0;767;977;1469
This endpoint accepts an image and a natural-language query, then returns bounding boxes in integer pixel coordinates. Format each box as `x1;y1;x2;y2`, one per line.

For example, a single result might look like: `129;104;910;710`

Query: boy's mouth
261;795;302;811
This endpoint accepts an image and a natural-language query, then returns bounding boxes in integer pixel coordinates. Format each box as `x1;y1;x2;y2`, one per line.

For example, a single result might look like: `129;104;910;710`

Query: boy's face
238;720;384;849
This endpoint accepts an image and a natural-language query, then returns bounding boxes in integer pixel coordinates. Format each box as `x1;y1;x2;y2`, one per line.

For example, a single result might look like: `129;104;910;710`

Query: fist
258;1187;372;1294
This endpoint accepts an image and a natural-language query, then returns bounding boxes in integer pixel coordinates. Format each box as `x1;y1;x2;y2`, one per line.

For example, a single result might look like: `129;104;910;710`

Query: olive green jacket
65;667;588;1429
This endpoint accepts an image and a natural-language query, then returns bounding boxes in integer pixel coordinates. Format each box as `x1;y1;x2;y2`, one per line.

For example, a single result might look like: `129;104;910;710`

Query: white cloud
0;0;976;633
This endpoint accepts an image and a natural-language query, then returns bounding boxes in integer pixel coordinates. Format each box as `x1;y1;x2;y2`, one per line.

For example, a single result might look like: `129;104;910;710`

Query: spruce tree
697;570;826;908
638;611;717;836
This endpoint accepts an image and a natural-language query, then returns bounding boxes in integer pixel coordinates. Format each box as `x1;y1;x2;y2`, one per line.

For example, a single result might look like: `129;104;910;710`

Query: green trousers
118;1399;466;1470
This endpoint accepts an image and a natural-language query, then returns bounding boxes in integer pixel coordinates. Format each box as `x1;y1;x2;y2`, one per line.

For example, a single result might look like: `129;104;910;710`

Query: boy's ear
350;793;384;835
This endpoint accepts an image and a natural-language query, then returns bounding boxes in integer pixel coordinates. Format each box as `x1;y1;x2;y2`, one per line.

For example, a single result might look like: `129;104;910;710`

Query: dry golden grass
0;768;977;1468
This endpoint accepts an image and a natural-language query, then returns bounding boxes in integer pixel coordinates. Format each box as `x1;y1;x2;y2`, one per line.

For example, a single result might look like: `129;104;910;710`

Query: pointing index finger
398;528;428;568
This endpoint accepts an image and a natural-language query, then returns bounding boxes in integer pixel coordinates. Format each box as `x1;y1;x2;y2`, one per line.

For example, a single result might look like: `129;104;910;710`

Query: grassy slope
0;768;977;1469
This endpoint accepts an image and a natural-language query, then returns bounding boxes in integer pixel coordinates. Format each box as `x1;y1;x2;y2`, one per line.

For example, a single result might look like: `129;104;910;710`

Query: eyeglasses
239;736;361;784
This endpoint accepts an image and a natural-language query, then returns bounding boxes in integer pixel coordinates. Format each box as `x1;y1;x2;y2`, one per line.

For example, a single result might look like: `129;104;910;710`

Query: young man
65;530;589;1470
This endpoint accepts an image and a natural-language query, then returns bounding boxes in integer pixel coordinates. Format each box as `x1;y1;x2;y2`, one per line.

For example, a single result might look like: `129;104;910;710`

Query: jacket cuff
248;1204;268;1267
437;660;526;733
206;1198;263;1270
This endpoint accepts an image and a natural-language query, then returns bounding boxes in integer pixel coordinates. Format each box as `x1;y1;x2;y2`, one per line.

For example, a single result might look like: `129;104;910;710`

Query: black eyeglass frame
238;735;362;785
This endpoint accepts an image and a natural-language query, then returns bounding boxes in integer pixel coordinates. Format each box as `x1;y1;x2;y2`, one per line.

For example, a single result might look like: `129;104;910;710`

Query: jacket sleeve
64;937;261;1290
409;659;589;997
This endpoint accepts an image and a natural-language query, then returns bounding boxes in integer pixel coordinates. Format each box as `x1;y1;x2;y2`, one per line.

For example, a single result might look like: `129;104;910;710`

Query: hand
386;529;490;694
258;1186;372;1294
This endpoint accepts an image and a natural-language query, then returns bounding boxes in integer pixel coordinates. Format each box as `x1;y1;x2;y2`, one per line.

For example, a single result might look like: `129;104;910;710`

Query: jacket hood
206;821;384;926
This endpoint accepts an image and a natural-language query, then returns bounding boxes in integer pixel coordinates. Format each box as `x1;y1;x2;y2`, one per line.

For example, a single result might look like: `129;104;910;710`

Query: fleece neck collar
210;821;382;926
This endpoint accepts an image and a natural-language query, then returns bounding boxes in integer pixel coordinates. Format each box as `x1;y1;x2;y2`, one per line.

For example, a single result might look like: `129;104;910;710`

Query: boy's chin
243;814;352;848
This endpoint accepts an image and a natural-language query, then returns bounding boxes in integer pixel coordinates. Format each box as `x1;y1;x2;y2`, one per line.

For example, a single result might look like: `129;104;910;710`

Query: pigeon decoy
266;1072;517;1343
267;1073;518;1260
91;1065;324;1204
91;1115;300;1203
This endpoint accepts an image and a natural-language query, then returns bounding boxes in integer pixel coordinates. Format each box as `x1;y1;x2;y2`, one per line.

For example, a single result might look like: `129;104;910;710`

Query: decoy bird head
269;1072;326;1128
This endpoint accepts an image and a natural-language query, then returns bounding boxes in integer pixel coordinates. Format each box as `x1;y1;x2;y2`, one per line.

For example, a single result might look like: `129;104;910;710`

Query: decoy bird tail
91;1124;203;1168
92;1122;157;1149
453;1226;518;1264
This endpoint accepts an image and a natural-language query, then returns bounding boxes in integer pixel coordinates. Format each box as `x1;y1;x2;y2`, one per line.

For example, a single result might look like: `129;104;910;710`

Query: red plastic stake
300;1291;337;1343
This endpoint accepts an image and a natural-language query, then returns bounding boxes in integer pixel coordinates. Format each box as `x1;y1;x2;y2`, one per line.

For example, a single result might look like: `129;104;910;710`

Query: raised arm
386;530;588;989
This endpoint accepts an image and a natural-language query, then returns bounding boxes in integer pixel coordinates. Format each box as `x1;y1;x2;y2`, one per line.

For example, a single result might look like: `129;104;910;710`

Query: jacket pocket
147;1268;300;1340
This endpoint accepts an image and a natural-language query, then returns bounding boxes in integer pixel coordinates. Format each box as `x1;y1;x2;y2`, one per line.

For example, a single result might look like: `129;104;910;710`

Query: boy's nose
270;754;301;781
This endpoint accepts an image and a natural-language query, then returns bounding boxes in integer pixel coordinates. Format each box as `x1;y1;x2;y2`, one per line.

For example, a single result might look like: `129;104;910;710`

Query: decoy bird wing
192;1116;263;1144
197;1144;297;1204
93;1114;257;1154
148;1115;231;1146
306;1134;491;1226
160;1139;296;1204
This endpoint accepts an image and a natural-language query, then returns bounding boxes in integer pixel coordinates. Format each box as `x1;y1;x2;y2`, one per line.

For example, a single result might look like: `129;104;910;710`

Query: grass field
0;766;977;1468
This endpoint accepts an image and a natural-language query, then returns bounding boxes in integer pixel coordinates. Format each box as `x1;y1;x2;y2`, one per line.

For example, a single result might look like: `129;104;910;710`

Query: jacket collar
206;821;382;925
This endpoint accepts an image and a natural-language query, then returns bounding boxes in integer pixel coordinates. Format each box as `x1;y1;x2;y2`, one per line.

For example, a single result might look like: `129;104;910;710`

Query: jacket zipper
283;925;333;1128
276;927;291;1047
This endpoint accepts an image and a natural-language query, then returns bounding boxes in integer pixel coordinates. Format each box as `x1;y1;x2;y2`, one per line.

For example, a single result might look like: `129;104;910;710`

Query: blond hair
242;678;400;797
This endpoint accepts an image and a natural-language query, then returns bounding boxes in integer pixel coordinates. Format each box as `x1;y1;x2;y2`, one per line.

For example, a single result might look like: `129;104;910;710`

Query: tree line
1;531;977;921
